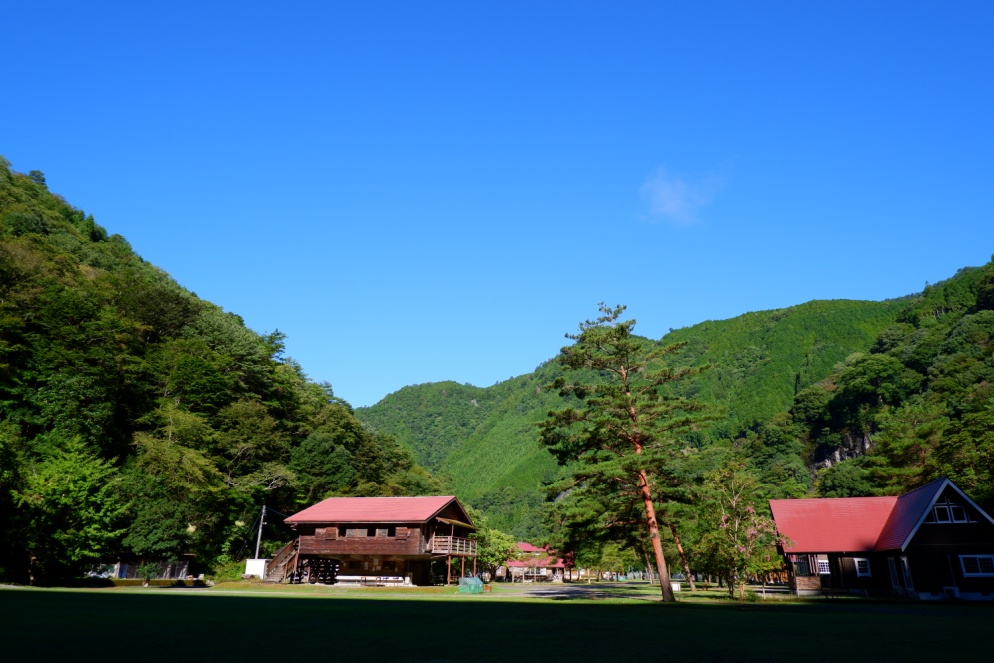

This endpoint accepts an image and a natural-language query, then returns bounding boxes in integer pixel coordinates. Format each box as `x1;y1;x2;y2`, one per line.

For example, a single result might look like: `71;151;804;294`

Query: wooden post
461;556;466;578
473;556;477;576
446;555;452;585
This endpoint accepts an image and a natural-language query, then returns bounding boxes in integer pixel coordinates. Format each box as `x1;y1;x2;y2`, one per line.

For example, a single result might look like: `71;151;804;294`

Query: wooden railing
264;539;298;582
429;536;477;556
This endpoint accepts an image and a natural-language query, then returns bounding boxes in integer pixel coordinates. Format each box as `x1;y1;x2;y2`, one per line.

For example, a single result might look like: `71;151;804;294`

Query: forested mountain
0;159;438;582
795;264;994;503
358;369;571;538
4;155;992;584
357;296;911;536
360;261;994;587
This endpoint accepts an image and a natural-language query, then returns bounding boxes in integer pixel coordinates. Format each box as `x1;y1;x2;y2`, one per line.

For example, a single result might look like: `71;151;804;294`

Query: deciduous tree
472;527;520;580
14;436;126;582
691;463;786;599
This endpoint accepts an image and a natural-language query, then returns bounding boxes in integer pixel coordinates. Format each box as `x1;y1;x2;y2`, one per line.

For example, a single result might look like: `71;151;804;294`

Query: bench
335;575;409;587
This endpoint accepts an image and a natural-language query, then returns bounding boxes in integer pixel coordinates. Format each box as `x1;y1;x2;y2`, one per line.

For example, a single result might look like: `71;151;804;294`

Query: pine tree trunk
639;546;655;584
666;520;696;591
638;469;674;602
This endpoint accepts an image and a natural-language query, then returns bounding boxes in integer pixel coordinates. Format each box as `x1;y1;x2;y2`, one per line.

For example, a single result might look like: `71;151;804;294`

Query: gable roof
285;495;469;525
877;478;994;550
771;478;994;554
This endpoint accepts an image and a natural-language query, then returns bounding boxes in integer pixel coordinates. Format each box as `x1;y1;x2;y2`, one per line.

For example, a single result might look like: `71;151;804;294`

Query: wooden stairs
264;539;298;583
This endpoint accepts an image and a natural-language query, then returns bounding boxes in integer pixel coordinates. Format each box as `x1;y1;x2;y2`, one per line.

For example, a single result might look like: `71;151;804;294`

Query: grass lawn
1;582;989;662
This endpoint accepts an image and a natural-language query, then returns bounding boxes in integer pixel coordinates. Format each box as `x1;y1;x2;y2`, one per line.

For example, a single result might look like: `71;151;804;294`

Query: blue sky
4;2;993;407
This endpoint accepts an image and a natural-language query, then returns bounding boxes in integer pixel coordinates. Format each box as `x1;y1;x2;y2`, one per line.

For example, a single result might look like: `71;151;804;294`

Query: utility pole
254;505;266;559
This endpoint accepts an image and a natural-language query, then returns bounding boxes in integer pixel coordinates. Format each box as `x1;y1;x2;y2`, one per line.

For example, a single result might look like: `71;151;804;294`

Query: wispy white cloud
640;167;722;225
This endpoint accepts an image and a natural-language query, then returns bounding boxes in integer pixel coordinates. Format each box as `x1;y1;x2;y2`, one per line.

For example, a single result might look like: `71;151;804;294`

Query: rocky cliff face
811;430;872;470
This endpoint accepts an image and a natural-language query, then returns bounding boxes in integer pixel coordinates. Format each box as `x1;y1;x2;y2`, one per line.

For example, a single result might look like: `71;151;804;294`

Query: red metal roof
285;495;463;524
516;542;549;553
770;496;898;553
770;478;987;554
506;542;571;568
507;557;567;569
875;480;946;551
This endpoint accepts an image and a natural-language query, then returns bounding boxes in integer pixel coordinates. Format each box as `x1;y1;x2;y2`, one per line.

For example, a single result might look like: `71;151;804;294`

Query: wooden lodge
265;495;478;586
498;542;571;582
770;478;994;600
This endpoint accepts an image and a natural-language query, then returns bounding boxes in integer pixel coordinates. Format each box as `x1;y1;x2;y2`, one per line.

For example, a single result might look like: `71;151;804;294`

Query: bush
208;559;248;583
136;562;161;587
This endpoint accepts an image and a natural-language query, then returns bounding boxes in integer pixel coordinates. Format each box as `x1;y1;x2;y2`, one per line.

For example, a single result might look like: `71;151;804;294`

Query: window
887;558;900;588
960;555;994;577
928;498;974;523
901;556;914;591
792;556;812;577
817;555;831;575
854;558;871;577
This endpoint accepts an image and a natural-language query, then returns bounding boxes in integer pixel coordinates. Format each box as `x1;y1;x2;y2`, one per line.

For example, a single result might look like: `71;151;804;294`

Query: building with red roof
770;478;994;599
498;542;572;582
265;495;477;586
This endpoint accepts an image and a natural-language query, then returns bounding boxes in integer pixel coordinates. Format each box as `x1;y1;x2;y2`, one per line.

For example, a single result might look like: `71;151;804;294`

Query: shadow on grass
524;581;660;601
1;585;991;662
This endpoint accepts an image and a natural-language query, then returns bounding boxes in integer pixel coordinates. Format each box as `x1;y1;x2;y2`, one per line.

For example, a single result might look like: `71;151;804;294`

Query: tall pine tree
539;304;709;602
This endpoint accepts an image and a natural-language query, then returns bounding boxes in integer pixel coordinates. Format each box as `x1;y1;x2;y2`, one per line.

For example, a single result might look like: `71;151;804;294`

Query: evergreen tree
539;304;708;602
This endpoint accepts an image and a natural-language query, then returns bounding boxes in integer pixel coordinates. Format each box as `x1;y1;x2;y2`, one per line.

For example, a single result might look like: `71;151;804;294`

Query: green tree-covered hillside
787;263;994;504
665;298;910;441
358;296;908;537
0;158;438;582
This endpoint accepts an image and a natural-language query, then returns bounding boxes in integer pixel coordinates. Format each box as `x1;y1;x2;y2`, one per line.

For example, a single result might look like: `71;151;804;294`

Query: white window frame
854;558;871;577
901;556;914;591
930;499;974;524
959;555;994;577
817;557;831;575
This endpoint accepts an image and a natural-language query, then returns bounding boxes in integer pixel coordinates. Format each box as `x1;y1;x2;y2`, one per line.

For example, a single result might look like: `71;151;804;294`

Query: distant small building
267;495;477;586
498;542;571;582
770;477;994;600
88;557;191;580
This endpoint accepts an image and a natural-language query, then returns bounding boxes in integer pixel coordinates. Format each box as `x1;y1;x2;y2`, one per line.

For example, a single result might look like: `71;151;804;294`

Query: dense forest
0;159;439;582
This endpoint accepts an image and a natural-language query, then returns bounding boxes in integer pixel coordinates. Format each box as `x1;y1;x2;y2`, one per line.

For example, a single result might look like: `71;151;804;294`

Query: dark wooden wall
298;524;424;556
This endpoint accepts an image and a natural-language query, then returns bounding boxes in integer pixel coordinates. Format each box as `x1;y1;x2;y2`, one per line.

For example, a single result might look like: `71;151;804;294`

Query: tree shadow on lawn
1;586;991;662
523;581;659;601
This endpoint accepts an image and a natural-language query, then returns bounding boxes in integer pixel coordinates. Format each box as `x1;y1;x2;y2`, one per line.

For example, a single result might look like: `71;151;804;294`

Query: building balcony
429;535;477;556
